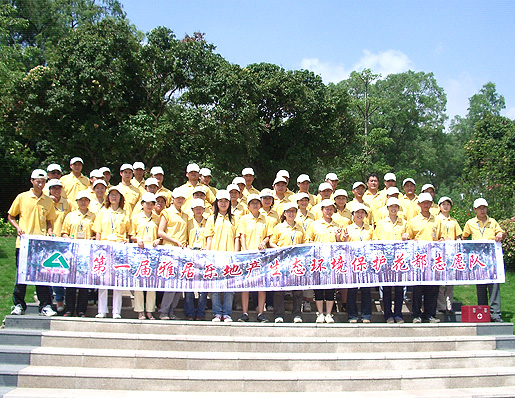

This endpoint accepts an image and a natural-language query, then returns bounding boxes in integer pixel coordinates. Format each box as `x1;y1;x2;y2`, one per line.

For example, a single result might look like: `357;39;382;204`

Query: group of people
7;158;506;323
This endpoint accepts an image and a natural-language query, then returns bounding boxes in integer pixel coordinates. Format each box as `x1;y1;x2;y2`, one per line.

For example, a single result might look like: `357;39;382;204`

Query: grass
0;237;513;327
0;237;35;317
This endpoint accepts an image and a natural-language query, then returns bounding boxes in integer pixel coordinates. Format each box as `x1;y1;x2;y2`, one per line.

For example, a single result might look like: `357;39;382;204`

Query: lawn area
0;236;513;325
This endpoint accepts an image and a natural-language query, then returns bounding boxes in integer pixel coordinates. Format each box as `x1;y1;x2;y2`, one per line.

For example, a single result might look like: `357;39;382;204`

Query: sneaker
257;313;269;323
212;314;222;322
303;302;312;312
223;315;232;323
427;316;440;323
238;313;249;322
386;317;395;324
325;313;334;323
56;302;65;313
413;317;422;323
112;313;121;319
293;316;303;323
275;317;284;323
10;304;24;316
40;305;57;317
95;313;107;318
159;314;170;320
349;318;358;323
77;312;85;318
362;319;371;323
395;317;404;324
316;312;325;323
63;311;73;317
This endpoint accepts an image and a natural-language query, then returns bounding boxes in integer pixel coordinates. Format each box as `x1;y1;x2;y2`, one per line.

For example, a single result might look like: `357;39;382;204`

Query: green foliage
0;218;15;236
499;219;515;271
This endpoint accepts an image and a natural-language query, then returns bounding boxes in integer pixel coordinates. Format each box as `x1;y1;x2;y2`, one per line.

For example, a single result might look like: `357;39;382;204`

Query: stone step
0;365;27;389
28;346;515;371
0;347;34;366
39;329;505;353
15;365;515;392
0;330;42;347
5;387;515;398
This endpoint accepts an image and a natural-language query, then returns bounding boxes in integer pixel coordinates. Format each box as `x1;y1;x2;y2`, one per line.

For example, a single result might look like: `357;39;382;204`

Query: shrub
0;218;16;237
499;218;515;271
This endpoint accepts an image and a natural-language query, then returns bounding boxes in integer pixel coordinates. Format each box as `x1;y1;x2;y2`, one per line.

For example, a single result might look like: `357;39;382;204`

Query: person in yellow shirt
373;187;408;223
99;167;112;190
462;198;505;322
242;168;260;198
61;190;96;317
227;183;248;223
183;185;212;219
348;182;373;225
332;189;352;227
272;176;291;215
200;167;217;197
296;174;317;207
131;162;146;194
151;166;173;206
436;196;462;314
184;198;209;321
373;198;408;323
406;192;443;323
89;180;107;214
363;173;380;204
154;193;168;216
275;170;295;199
310;183;334;220
260;188;280;225
92;186;131;318
131;177;159;215
401;178;418;206
341;203;374;323
130;192;161;320
305;199;342;323
237;194;272;322
117;163;141;216
180;163;216;208
232;177;248;203
8;169;57;316
60;157;90;202
205;190;240;322
158;187;189;320
295;192;315;232
44;164;67;199
407;183;440;219
269;202;305;323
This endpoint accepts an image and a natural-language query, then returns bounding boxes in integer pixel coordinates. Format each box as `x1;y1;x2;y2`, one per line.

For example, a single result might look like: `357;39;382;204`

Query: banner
18;235;505;292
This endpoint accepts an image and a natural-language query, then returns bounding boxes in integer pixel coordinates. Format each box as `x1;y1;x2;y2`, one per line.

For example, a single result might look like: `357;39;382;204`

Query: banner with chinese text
18;235;505;291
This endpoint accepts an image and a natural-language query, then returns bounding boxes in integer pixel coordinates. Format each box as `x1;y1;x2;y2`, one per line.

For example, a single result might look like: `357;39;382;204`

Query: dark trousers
383;286;404;320
412;285;439;319
347;287;372;321
65;287;89;315
477;283;501;320
273;290;303;320
13;249;52;311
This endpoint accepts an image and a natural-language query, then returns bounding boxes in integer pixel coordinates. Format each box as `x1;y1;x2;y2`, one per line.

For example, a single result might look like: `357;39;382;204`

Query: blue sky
119;1;515;124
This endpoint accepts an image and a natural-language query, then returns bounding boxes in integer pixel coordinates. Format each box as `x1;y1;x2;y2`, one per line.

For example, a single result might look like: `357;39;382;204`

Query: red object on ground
461;305;491;322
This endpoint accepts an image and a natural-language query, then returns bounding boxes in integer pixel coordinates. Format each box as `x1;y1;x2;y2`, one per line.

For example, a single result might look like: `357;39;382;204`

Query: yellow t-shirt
130;211;160;242
131;177;146;195
237;213;271;250
295;210;315;232
61;209;96;239
406;213;443;241
273;196;291;217
333;207;352;227
305;219;340;243
462;216;503;241
437;214;463;240
60;173;90;202
205;213;237;251
51;197;71;237
92;207;130;242
373;216;407;241
180;181;216;207
407;201;440;220
345;223;373;242
373;204;407;224
270;221;305;246
230;201;248;224
156;185;173;206
117;183;141;216
261;208;280;227
160;206;188;246
8;189;57;248
187;215;208;249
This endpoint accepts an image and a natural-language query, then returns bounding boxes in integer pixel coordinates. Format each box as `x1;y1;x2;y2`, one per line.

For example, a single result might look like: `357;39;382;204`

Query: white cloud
442;73;480;121
503;107;515;120
301;49;413;84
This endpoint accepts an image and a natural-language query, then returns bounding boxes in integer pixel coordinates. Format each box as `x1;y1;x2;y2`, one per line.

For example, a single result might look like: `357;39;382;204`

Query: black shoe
257;313;269;323
238;313;249;322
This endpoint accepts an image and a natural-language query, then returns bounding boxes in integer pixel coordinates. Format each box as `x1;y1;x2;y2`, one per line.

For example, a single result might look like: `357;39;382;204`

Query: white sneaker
223;315;232;323
325;313;334;323
293;316;303;323
11;304;24;316
212;314;222;322
95;313;107;318
39;305;57;317
316;312;325;323
112;313;121;319
275;317;284;323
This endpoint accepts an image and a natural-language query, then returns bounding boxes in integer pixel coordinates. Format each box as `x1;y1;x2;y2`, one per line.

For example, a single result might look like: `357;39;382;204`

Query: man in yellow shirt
200;167;217;197
99;167;112;190
401;178;418;207
406;192;443;323
8;169;57;316
332;189;352;227
296;174;316;207
272;176;291;215
242;168;260;198
462;198;505;322
310;183;334;220
180;163;216;208
151;166;173;206
407;183;440;219
60;157;90;202
131;162;146;194
117;164;141;216
348;182;372;225
276;170;295;198
363;173;380;204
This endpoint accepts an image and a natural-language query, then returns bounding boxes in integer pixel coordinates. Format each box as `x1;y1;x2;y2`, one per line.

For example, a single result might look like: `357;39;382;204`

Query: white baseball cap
421;183;435;192
296;174;311;183
320;199;336;209
190;198;206;209
145;177;159;187
333;189;348;198
120;163;133;172
192;185;206;195
351;203;369;214
273;176;287;185
199;167;211;176
141;192;157;203
282;202;298;212
276;170;290;179
216;190;230;201
473;198;488;208
150;166;164;175
31;169;47;179
384;172;396;181
438;196;453;206
70;157;83;165
403;178;416;186
108;186;123;195
418;192;433;203
260;188;274;198
133;162;145;170
352;181;366;190
232;177;246;185
93;180;107;188
246;194;262;205
89;169;103;179
186;163;200;173
325;172;339;181
386;187;400;196
386;197;400;207
99;167;111;174
295;192;309;201
76;191;91;201
46;164;62;172
227;183;240;192
242;167;255;176
172;188;186;198
47;179;62;188
318;182;333;192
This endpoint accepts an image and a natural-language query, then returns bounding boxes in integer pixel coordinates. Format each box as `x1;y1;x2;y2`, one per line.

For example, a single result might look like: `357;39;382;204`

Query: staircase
1;314;515;397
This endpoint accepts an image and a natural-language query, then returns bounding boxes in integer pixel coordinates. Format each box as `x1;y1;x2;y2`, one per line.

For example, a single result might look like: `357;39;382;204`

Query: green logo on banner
42;253;70;269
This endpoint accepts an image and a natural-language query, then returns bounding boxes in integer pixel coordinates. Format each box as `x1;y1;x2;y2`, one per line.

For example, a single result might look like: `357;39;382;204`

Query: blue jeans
184;292;208;318
53;286;65;302
383;286;404;320
211;292;234;316
347;287;372;321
